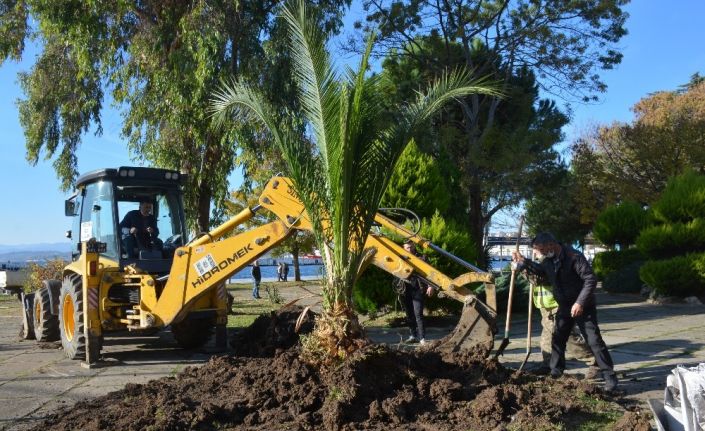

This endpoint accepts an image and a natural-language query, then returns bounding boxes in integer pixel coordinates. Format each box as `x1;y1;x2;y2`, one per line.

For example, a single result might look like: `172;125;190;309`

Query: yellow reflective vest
533;284;558;310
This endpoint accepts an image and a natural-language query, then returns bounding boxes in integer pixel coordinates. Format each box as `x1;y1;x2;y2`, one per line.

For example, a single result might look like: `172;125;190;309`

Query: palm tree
212;0;499;363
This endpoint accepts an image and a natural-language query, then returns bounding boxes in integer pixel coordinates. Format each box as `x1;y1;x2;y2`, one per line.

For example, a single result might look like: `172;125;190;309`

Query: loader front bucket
435;283;497;358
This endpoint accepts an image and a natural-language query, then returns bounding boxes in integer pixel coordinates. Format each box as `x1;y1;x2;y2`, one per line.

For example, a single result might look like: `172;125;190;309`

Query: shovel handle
517;282;534;372
497;215;524;356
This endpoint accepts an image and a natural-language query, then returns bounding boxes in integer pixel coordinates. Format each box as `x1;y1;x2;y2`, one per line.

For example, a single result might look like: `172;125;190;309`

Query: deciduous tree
571;77;705;206
354;0;628;263
1;0;348;231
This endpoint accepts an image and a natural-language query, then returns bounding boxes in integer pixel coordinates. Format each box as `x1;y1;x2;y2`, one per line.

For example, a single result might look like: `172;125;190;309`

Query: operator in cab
119;198;163;258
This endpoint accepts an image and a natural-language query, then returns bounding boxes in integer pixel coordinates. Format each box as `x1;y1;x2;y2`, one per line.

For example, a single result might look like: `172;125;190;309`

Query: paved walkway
0;287;703;430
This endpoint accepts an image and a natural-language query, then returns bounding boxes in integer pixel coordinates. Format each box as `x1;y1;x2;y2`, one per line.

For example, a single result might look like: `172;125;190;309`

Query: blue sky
1;1;704;246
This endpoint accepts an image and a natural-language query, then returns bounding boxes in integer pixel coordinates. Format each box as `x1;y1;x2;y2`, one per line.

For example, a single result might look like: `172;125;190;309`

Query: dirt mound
611;409;653;431
36;308;651;431
230;304;316;357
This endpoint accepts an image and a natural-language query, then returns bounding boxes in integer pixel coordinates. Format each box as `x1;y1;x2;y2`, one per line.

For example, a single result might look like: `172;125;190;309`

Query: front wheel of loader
33;285;60;341
59;274;100;360
172;318;214;349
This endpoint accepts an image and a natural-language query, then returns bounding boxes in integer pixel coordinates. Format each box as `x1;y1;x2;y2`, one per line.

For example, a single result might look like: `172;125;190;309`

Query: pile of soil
37;307;652;431
230;305;316;357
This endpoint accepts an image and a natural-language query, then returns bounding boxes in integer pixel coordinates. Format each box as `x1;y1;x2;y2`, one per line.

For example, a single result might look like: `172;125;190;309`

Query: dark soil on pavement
35;305;652;430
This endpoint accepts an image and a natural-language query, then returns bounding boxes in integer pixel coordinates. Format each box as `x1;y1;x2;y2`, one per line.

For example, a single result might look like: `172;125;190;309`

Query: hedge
352;266;397;315
639;252;705;297
652;170;705;223
593;201;652;247
603;260;644;293
592;248;644;280
636;218;705;259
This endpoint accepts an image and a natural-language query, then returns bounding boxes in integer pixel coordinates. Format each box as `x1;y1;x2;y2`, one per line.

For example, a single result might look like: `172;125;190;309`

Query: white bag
665;363;705;431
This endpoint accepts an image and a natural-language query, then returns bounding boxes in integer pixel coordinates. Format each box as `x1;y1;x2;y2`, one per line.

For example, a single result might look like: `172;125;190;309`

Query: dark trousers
122;234;163;258
402;286;425;339
551;305;614;375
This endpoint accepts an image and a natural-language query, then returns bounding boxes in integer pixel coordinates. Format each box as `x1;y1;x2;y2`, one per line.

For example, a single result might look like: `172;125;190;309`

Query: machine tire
33;287;60;341
20;292;36;340
172;318;214;349
59;274;100;360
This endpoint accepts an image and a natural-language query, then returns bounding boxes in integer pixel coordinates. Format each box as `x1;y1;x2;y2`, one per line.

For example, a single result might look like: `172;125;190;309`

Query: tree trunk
468;182;488;269
292;239;301;281
196;181;212;234
303;279;368;365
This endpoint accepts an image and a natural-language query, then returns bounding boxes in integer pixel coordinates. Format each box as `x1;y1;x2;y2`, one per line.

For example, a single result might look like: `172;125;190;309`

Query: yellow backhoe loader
21;167;497;364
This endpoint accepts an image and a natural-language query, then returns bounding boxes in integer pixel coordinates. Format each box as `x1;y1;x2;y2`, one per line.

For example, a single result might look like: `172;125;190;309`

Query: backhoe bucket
436;296;496;357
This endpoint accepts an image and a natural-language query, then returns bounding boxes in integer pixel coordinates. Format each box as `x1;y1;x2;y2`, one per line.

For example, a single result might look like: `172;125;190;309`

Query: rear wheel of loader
59;274;100;360
172;318;214;349
20;292;36;340
33;286;59;341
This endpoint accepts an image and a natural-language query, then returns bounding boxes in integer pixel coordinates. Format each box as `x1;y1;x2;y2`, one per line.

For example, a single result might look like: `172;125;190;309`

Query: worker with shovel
525;247;601;379
512;232;618;392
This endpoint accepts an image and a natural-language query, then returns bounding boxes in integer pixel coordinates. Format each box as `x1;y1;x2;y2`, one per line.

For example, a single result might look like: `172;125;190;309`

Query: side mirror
65;230;72;239
65;200;76;216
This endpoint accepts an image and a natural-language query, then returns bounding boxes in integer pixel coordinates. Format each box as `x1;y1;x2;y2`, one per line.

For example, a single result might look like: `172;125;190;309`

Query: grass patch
0;294;18;303
226;299;277;329
359;310;406;328
563;393;623;431
226;280;321;290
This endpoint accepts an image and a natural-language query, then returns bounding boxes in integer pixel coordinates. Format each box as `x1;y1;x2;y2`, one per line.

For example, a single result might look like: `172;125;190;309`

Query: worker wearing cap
513;232;618;392
527;246;600;379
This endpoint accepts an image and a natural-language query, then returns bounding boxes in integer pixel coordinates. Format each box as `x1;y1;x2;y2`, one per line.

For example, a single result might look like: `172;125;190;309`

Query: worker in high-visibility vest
527;252;600;379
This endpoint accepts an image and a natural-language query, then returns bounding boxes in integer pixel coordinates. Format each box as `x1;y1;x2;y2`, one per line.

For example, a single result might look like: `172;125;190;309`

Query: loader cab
65;167;188;274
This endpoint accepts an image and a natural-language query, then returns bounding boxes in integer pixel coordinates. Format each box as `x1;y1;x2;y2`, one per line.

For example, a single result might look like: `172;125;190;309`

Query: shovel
494;215;524;358
517;281;534;372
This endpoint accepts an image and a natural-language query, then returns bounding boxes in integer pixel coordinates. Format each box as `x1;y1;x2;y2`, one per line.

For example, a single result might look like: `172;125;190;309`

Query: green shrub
352;212;482;315
639;253;705;297
593;201;652;247
592;248;644;280
636;218;705;259
652;170;705;223
603;260;644;293
493;272;531;314
353;266;396;314
418;211;481;274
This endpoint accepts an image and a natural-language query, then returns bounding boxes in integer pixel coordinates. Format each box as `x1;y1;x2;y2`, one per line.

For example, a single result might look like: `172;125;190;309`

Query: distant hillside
0;242;72;263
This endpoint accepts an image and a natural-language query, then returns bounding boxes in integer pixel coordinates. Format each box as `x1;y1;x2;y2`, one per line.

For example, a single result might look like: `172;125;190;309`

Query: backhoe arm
152;176;496;354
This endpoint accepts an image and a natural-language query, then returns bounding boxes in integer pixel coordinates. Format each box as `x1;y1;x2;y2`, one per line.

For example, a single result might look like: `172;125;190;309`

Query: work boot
550;369;563;379
585;366;601;380
603;372;618;392
419;338;427;345
405;335;418;344
528;364;551;375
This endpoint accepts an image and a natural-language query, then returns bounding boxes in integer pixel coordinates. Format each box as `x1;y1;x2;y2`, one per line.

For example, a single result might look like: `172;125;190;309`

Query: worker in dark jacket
119;199;161;257
396;240;435;345
512;232;618;392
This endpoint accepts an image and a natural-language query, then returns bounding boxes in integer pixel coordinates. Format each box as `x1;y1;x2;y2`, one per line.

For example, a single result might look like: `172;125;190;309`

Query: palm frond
211;78;285;150
281;0;341;176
